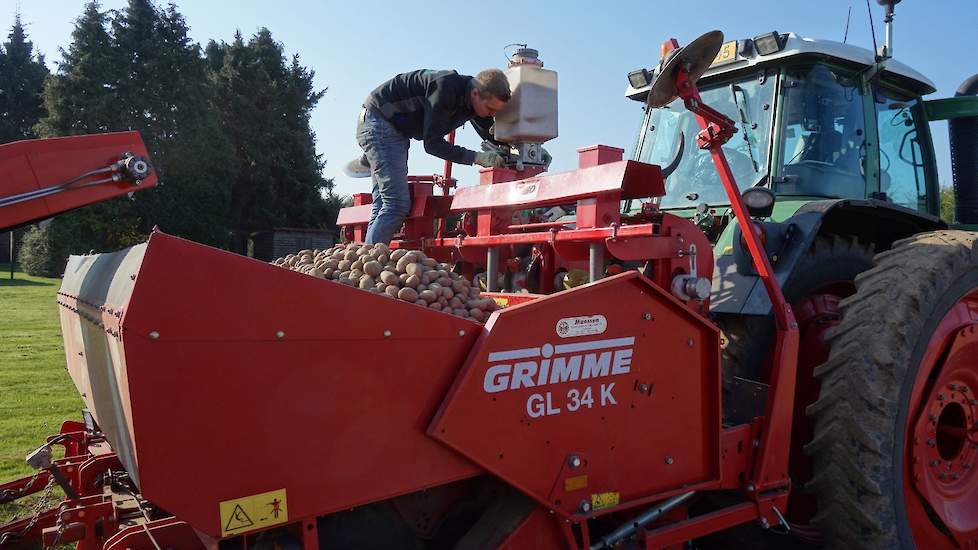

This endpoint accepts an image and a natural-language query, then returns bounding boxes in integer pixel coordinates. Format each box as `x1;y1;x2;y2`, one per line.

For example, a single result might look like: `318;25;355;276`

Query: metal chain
0;469;42;503
0;475;57;547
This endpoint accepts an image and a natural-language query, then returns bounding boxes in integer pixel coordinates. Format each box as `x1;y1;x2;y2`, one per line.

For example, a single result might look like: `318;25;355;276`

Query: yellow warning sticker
219;488;288;537
591;491;620;511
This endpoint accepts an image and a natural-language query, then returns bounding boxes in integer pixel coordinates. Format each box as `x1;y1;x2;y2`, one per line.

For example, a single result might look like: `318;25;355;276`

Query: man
345;69;512;245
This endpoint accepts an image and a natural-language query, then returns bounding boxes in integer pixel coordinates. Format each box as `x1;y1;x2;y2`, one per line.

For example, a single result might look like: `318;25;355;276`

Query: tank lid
509;46;544;68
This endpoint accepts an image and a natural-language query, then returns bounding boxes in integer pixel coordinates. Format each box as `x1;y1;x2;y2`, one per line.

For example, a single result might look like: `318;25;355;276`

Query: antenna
865;0;879;59
843;6;852;43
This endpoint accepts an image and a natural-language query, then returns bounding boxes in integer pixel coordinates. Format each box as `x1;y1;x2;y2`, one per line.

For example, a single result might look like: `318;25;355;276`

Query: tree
206;29;336;252
0;14;50;143
940;186;955;225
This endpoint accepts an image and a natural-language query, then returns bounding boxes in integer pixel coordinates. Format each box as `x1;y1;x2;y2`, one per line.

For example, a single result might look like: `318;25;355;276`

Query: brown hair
473;69;512;102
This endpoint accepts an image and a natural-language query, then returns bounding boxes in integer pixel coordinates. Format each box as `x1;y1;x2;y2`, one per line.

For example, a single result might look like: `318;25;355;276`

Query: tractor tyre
805;230;978;548
718;234;875;402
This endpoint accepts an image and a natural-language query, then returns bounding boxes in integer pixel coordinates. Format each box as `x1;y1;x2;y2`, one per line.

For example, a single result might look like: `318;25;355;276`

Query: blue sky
5;0;976;197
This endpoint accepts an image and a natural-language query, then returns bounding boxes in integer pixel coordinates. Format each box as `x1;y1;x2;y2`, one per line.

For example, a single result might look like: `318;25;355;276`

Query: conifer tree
0;14;50;142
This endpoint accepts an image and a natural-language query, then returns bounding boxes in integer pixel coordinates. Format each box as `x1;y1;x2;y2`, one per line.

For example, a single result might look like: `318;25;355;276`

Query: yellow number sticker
712;41;738;66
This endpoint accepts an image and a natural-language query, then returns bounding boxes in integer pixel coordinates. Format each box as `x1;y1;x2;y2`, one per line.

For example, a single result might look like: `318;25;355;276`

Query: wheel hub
911;323;978;545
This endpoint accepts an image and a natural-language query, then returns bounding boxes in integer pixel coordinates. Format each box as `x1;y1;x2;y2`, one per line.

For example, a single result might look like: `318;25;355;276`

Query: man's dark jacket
364;69;504;165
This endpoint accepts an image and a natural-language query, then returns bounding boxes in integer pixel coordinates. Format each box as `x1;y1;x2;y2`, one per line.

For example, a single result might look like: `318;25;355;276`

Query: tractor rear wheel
806;230;978;548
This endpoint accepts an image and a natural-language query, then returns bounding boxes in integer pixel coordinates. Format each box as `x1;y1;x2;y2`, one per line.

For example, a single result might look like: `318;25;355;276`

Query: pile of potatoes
272;243;499;321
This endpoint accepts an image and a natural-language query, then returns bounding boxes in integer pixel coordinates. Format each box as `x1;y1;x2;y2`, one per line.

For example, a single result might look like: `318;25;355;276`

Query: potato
419;289;438;302
359;275;375;289
449;297;463;309
344;250;359;261
385;285;400;298
438;263;451;271
337;260;352;271
380;271;399;286
438;276;453;287
374;243;389;255
453;308;468;317
405;263;425;276
428;283;441;293
356;246;372;256
346;243;358;250
441;287;454;298
422;271;440;285
469;288;481;298
376;283;387;293
438;296;448;306
299;249;313;256
390;249;408;262
429;301;443;311
351;260;364;272
398;287;418;301
406;274;421;288
339;277;355;286
339;270;352;279
452;280;467;293
350;269;364;280
363;261;383;278
324;268;335;279
324;259;340;270
469;308;485;322
399;273;410;284
415;299;428;307
377;253;389;265
422;257;438;268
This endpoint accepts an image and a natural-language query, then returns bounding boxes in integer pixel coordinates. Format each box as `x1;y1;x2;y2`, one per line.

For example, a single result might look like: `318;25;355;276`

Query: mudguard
710;198;944;315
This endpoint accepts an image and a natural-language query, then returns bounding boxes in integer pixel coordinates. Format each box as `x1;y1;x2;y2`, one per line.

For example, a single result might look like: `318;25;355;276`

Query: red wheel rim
906;287;978;547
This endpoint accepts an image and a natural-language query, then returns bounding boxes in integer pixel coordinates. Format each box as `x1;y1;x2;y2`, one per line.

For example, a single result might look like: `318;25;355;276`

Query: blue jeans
356;109;410;245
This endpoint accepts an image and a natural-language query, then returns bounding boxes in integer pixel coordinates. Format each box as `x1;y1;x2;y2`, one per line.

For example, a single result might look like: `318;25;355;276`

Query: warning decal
219;488;288;537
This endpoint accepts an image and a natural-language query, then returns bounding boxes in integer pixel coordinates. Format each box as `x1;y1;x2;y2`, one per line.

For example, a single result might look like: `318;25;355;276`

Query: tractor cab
626;32;940;221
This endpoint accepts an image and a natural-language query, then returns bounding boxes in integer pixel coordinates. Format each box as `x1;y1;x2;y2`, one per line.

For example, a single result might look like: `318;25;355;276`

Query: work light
753;32;785;56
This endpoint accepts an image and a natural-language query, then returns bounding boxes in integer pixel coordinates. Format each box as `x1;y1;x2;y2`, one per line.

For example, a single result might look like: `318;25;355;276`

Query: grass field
0;266;80;524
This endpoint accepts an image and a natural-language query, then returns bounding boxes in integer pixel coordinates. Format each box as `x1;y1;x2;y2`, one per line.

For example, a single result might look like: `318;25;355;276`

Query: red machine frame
1;37;805;550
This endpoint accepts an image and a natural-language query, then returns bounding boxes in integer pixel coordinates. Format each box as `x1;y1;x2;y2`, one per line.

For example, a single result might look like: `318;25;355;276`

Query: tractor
2;0;978;547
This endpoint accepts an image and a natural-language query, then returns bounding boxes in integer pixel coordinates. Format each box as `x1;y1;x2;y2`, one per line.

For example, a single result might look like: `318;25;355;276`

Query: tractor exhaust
950;74;978;224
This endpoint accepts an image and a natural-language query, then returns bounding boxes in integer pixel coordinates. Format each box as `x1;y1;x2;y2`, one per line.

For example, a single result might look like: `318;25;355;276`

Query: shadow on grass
0;277;53;287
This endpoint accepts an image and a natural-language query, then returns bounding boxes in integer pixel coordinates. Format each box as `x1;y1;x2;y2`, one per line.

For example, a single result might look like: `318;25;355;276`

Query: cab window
874;88;928;210
778;64;868;197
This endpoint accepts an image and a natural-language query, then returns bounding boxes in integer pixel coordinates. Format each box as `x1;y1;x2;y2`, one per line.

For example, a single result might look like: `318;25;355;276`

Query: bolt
458;330;466;337
927;438;936;447
579;500;591;513
753;439;760;448
687;337;694;347
639;384;649;393
643;312;652;320
938;394;946;401
953;473;961;480
746;484;756;492
568;455;582;469
148;331;159;340
760;517;770;529
949;383;959;391
383;330;391;337
275;330;285;339
931;459;941;467
665;455;674;465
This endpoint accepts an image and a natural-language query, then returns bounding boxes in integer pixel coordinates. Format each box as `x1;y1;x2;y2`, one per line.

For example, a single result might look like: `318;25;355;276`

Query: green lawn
0;267;80;524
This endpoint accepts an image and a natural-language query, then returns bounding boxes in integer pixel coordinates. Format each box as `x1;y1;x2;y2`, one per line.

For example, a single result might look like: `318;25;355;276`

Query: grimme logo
482;336;635;393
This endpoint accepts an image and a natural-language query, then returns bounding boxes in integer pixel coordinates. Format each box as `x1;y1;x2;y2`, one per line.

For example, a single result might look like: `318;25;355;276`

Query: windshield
636;72;774;209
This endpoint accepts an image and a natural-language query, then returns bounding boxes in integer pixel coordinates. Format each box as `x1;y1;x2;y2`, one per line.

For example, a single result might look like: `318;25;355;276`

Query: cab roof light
753;31;785;56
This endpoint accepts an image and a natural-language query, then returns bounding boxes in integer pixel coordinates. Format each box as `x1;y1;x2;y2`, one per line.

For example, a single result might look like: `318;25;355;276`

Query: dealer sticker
556;315;607;338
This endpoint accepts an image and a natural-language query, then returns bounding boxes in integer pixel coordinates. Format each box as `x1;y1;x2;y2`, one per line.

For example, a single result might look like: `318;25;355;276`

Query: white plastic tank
493;47;558;144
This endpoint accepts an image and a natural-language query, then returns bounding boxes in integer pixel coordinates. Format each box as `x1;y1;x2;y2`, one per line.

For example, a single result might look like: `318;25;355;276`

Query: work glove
474;150;506;168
